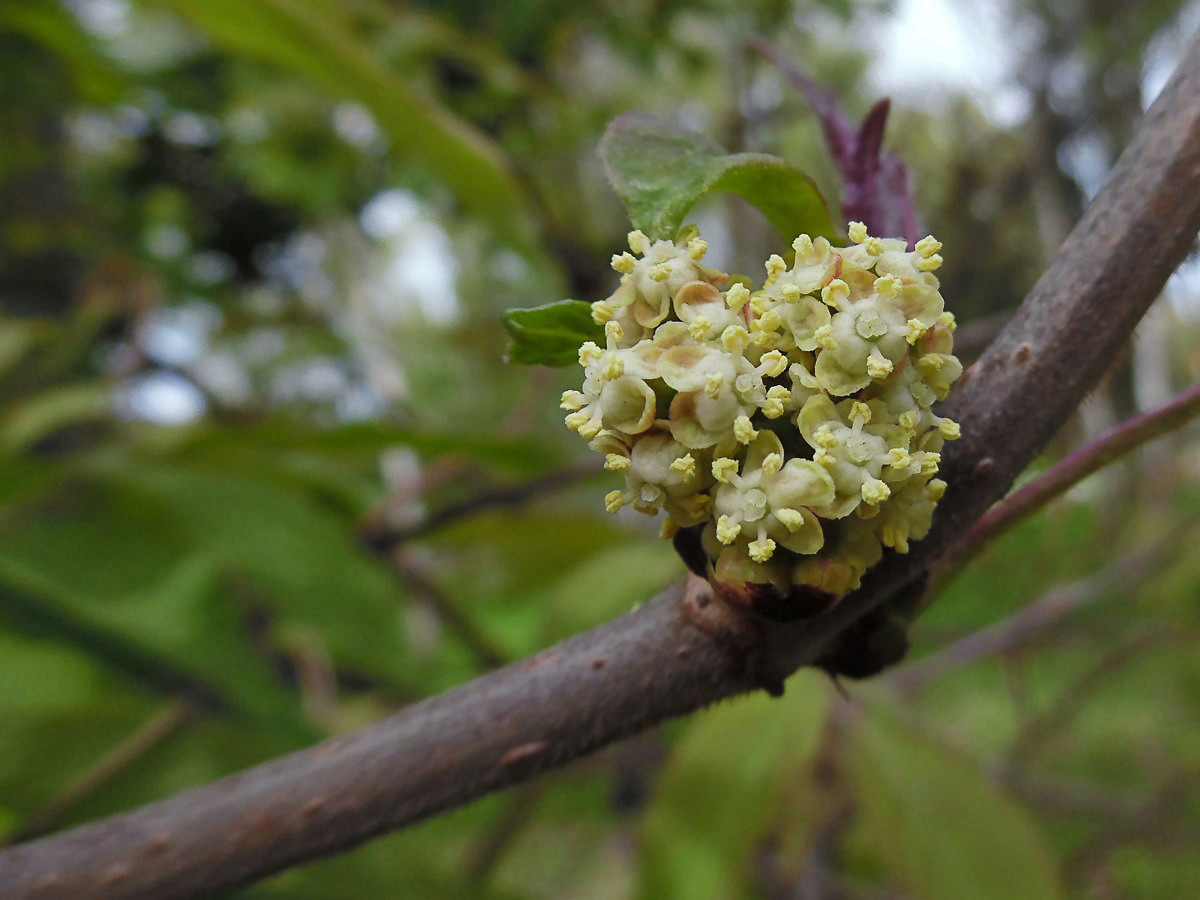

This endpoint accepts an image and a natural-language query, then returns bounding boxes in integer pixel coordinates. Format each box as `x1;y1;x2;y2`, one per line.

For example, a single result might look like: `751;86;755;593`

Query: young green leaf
599;112;838;242
638;674;831;899
502;300;603;367
843;701;1065;900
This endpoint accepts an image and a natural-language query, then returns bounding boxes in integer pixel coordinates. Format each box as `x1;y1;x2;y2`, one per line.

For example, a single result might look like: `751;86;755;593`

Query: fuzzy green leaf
843;701;1066;900
600;112;838;242
502;300;603;367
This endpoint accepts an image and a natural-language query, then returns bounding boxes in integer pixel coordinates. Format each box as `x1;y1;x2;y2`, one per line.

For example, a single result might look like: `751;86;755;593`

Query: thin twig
888;529;1179;695
1002;770;1150;821
1002;627;1168;772
391;551;509;670
2;26;1200;900
465;782;546;883
363;460;599;549
936;378;1200;587
3;700;197;846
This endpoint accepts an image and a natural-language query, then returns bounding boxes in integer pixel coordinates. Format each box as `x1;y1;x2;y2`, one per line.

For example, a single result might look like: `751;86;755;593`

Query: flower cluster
563;223;962;609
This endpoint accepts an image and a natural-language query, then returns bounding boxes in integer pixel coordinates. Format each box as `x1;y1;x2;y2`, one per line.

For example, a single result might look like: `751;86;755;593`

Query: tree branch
3;27;1200;900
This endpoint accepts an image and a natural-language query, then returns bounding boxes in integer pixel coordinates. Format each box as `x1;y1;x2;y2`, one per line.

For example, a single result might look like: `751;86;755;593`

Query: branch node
499;741;550;768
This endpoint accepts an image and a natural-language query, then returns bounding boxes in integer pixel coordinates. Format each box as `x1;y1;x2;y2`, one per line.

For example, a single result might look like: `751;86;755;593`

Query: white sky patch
137;300;221;367
864;0;1030;127
359;189;459;325
1142;1;1200;108
333;103;382;149
1167;255;1200;324
66;0;131;38
118;371;206;424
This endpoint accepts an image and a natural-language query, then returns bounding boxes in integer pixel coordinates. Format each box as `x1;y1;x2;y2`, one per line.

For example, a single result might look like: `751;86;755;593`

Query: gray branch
3;28;1200;900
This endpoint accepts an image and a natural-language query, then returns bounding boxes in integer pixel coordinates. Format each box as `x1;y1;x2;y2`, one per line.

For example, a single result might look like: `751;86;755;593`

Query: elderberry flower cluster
562;223;962;609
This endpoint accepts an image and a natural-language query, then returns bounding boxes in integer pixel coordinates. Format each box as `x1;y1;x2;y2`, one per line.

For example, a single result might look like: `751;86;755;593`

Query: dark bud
816;611;911;680
671;524;709;578
708;547;840;622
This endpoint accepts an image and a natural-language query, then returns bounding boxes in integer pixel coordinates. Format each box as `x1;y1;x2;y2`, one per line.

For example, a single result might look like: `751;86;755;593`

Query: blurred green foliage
1;0;1199;897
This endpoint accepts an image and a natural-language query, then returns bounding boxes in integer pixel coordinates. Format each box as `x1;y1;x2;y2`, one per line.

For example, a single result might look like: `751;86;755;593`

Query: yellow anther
847;221;869;243
578;419;603;439
749;293;773;315
814;448;836;467
774;507;806;532
721;325;750;352
578;341;602;366
864;236;884;256
715;514;741;544
627;229;649;254
564;411;590;432
917;253;943;271
821;279;850;309
760;350;788;378
861;478;891;505
755;452;781;478
601;355;624;380
604;489;626;513
649;262;671;282
688;316;712;340
725;282;750;310
919;451;942;476
919;354;947;372
928;478;947;501
712;457;739;483
669;454;697;478
611;252;636;274
560;390;585;411
687;237;708;260
898;410;920;431
792;233;814;256
915;235;942;258
850;401;872;425
591;301;614;324
813;424;839;450
764;254;787;280
604;320;624;343
604;453;630;472
906;318;931;345
780;283;802;301
705;371;725;399
814;323;837;350
938;418;962;440
748;537;776;562
866;353;894;379
886;448;912;469
874;274;901;299
753;309;782;334
937;311;957;331
734;415;758;444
